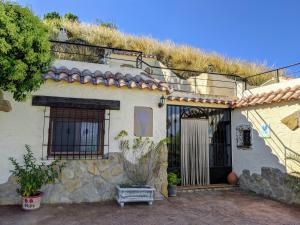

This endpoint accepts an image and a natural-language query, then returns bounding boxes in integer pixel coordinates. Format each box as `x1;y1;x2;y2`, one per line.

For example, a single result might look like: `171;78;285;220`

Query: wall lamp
158;95;166;108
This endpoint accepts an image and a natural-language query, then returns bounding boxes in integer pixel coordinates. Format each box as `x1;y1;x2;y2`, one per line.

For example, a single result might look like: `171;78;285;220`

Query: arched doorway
167;105;232;185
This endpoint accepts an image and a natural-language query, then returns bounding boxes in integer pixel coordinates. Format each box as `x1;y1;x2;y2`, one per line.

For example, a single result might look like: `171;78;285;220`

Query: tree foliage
64;12;79;22
44;11;61;20
0;1;52;101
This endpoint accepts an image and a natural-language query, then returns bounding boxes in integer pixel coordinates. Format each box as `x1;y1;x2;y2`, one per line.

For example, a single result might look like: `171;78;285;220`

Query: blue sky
16;0;300;71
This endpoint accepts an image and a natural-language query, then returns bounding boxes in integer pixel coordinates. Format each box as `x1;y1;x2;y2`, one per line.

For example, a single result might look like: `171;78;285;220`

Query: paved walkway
0;190;300;225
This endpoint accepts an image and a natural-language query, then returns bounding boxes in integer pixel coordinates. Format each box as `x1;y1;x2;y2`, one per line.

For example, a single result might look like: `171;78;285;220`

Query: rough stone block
0;100;12;112
0;151;168;205
239;167;300;205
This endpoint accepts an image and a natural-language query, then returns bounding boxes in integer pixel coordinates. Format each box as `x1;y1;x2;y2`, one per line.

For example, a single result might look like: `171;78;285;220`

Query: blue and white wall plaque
260;123;270;138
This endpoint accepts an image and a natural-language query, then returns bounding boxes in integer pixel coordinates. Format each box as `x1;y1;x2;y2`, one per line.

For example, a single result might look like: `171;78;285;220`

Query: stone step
177;184;239;193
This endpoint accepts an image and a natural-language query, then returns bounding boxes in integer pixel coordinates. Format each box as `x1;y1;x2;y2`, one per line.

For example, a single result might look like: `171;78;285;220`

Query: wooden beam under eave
32;95;120;110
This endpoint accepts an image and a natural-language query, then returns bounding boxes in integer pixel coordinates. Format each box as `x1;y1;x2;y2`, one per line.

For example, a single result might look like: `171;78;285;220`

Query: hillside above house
45;20;275;85
48;38;300;108
49;40;246;100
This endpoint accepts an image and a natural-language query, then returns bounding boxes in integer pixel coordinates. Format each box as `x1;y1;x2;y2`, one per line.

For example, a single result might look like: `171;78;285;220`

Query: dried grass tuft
45;20;274;85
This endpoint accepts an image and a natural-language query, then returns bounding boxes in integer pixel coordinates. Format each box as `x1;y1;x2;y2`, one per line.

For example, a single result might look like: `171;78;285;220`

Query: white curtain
181;119;210;186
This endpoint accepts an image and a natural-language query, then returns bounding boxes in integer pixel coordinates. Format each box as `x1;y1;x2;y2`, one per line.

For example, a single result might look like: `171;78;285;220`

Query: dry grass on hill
45;20;273;85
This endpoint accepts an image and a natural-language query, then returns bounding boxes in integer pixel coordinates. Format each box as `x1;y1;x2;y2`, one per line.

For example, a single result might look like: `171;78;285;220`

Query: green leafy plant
64;13;79;22
9;145;64;197
44;11;61;20
168;172;180;186
0;1;52;101
115;130;168;186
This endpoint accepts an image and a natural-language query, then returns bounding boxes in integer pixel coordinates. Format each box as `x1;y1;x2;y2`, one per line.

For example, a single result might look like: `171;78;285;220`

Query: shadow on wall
235;106;300;175
251;107;299;173
244;89;300;173
233;112;285;175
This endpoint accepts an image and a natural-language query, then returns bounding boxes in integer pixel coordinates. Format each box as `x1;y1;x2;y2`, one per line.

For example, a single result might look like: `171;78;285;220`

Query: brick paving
0;190;299;225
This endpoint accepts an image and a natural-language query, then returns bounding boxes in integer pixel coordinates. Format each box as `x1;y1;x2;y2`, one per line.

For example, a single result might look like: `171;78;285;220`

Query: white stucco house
0;41;299;204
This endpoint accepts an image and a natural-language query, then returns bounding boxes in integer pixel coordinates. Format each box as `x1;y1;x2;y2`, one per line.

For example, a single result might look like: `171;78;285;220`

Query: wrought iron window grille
236;124;252;149
42;106;110;160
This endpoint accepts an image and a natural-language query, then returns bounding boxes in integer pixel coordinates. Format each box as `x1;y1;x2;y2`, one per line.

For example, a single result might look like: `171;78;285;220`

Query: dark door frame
166;104;232;185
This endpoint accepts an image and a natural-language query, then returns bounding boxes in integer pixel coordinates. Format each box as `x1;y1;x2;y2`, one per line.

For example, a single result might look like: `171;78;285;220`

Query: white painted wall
232;79;300;176
232;108;284;176
111;54;242;98
151;68;241;98
0;80;166;184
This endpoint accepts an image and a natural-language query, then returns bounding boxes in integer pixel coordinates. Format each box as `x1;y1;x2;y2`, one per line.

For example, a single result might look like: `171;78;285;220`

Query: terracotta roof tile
167;96;233;106
42;66;170;92
234;85;300;108
289;89;300;100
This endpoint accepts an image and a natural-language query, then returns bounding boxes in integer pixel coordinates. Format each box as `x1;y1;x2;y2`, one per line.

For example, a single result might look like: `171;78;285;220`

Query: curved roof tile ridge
42;66;170;92
234;84;300;108
166;95;234;106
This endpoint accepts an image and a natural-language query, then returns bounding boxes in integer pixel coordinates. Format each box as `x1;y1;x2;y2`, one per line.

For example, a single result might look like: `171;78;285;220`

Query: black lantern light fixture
158;95;165;108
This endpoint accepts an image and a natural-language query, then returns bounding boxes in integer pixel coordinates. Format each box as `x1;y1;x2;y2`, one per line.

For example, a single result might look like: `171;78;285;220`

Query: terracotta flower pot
227;171;238;185
22;192;42;210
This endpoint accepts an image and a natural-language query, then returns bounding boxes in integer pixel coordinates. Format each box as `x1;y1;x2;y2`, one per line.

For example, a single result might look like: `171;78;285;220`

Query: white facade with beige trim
0;53;300;205
0;59;167;184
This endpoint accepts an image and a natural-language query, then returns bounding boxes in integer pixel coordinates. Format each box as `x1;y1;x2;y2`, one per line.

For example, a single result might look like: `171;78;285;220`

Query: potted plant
168;172;180;197
115;130;167;207
9;145;63;210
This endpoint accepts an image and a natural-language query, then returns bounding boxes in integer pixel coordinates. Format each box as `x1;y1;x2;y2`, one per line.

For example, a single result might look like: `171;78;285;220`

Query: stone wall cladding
239;167;300;205
0;150;168;205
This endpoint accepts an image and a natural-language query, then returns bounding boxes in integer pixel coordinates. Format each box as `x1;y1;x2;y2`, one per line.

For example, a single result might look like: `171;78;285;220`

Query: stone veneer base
239;167;300;205
0;150;168;205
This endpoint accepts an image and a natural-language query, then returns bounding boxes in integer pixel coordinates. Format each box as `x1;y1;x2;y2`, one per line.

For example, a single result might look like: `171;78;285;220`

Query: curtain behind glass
181;119;210;186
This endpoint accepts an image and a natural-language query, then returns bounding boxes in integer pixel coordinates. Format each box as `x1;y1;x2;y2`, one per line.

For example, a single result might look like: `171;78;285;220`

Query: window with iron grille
236;124;252;149
242;129;251;147
47;107;105;158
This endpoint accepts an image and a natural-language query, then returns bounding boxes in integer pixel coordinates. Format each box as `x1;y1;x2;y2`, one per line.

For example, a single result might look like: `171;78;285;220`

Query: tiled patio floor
0;190;300;225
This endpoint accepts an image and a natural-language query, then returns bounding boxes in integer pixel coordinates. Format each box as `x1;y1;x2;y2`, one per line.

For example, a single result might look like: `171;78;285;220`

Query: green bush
168;172;180;186
9;145;64;197
64;13;79;22
0;1;52;101
44;11;61;20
